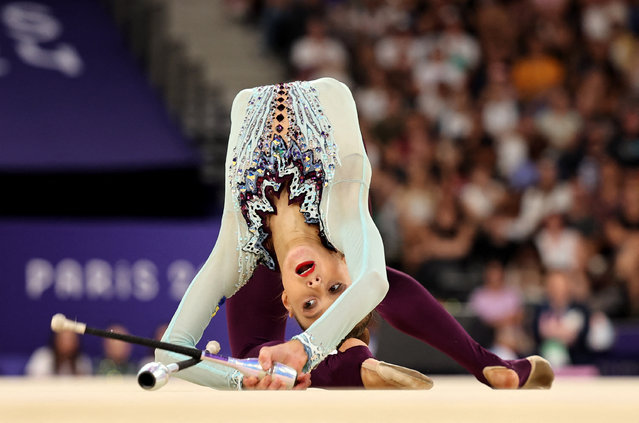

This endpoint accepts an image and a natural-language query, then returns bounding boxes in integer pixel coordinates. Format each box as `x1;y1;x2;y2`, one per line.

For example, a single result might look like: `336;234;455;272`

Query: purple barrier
610;324;639;358
0;218;301;371
0;0;195;171
0;218;222;359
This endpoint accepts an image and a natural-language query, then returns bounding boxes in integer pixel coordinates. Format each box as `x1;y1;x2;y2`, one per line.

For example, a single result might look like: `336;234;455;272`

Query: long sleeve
292;78;389;371
155;206;245;389
156;91;255;389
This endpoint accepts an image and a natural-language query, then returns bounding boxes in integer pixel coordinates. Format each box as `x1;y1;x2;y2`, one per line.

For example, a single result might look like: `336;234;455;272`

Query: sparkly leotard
229;81;339;283
158;78;389;389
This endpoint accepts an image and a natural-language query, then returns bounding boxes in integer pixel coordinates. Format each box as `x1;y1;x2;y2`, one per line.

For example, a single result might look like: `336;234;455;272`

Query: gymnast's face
280;245;351;330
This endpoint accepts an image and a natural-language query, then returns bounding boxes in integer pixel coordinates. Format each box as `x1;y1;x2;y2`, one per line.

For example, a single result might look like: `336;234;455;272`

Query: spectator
354;67;392;124
480;61;520;138
581;0;628;43
370;89;406;145
511;36;565;100
605;174;639;317
496;156;573;242
575;118;615;193
609;24;638;79
95;324;137;376
370;168;403;269
535;212;593;302
610;99;639;167
401;112;435;167
329;0;407;42
260;0;324;59
592;157;623;223
396;162;438;264
535;87;583;152
25;330;92;376
438;89;475;141
533;0;576;57
289;16;349;83
475;0;517;62
507;242;546;305
503;113;546;190
411;197;477;300
535;213;583;272
494;131;530;184
565;179;598;239
436;6;480;74
413;46;466;95
533;271;591;368
417;83;452;123
460;162;506;223
468;260;529;359
574;68;613;120
374;22;419;74
434;138;465;194
624;48;639;92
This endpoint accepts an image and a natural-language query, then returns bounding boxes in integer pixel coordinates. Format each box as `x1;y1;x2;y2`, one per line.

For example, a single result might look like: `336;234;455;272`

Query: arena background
1;0;639;421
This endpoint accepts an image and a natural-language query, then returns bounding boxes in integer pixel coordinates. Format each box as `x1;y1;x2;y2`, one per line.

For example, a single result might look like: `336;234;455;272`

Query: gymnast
157;77;554;390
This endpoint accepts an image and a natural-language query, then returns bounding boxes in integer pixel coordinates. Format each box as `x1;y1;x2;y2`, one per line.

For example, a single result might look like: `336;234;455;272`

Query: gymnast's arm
155;92;252;390
155;207;245;389
290;78;390;372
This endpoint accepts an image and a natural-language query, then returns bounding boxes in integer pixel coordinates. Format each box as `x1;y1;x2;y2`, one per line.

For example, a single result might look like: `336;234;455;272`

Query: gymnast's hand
242;373;311;390
258;340;308;374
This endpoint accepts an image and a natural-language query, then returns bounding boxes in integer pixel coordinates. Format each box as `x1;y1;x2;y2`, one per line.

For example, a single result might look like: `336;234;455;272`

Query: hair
337;312;374;349
291;310;374;349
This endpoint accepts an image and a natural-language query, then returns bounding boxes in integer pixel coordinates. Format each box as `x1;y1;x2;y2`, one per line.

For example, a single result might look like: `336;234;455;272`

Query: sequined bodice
228;81;340;284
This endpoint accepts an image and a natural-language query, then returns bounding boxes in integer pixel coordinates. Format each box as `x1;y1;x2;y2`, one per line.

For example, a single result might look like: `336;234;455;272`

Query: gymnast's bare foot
482;367;519;389
361;359;434;389
340;339;433;390
483;355;554;389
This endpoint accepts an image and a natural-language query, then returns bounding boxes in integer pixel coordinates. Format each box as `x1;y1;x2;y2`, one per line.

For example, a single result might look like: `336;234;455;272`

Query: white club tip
206;340;221;354
50;313;86;334
50;313;67;332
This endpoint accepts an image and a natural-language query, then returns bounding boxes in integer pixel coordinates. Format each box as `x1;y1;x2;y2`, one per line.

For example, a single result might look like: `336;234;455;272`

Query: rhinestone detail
228;81;340;289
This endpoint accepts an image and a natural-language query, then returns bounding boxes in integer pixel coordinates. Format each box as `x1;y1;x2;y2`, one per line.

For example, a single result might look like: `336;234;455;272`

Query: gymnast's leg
377;267;536;388
310;344;373;387
226;265;542;388
226;265;288;358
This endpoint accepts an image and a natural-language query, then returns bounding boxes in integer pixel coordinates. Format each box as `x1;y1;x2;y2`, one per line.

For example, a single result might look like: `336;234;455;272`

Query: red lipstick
295;261;315;277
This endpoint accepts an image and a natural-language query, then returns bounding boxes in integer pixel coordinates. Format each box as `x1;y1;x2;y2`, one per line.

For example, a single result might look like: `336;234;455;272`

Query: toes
483;367;519;389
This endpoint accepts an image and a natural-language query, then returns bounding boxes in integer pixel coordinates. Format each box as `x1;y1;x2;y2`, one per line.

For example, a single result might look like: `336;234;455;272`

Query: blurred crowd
225;0;639;369
24;324;167;378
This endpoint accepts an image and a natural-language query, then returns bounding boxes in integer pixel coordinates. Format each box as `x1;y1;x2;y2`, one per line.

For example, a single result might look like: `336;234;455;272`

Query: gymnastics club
137;358;200;390
50;313;298;390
